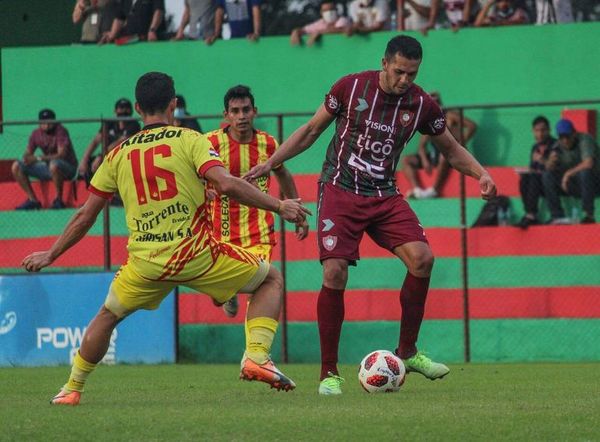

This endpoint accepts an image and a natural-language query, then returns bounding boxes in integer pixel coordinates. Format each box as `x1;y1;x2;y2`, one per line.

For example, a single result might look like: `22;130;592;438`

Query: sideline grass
1;363;598;441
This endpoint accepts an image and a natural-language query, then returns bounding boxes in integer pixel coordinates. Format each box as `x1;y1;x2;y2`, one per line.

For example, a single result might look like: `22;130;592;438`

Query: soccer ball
358;350;406;393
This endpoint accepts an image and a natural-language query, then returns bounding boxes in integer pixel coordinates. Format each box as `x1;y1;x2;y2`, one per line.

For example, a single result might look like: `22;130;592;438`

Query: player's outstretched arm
432;127;497;200
205;166;312;223
22;194;106;272
244;105;335;180
272;165;309;239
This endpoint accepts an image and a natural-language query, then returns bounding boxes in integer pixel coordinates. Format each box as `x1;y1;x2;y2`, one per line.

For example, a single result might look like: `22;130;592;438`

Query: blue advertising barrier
0;273;176;366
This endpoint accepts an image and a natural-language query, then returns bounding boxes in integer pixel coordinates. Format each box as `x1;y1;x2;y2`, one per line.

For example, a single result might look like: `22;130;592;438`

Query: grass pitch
1;363;598;441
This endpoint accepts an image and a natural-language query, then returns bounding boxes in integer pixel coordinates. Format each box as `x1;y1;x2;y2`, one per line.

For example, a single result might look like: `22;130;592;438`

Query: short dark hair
385;35;422;61
224;85;255;111
532;115;550;128
135;72;175;115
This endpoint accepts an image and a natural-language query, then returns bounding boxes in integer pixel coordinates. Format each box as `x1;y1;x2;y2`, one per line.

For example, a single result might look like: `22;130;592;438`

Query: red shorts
317;182;428;264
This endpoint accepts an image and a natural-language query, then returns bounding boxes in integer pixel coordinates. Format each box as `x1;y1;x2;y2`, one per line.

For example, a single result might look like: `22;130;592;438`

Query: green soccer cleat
402;351;450;380
318;372;345;395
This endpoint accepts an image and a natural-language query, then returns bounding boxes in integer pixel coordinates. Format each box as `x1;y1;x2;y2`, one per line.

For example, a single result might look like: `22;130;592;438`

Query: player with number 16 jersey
90;126;233;282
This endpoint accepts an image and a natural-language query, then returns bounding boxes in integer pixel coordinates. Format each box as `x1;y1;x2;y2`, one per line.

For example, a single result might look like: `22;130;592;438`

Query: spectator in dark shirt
102;0;165;43
516;116;556;228
78;98;141;183
72;0;121;43
12;109;78;210
173;94;203;132
543;119;600;224
206;0;261;44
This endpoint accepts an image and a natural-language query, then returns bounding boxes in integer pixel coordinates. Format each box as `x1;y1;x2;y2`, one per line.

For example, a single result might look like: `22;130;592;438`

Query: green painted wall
0;0;79;48
179;319;600;363
2;23;600;167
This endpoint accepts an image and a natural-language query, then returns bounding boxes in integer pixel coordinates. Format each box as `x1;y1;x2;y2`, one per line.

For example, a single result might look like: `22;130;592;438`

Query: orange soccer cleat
240;356;296;391
50;389;81;406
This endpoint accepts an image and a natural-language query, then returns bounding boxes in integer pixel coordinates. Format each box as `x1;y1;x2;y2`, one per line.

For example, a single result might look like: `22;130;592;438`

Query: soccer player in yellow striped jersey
22;72;311;405
206;85;309;317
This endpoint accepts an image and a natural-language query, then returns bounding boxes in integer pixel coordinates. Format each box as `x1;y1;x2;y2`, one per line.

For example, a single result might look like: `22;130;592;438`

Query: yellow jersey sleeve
186;132;225;178
89;152;117;199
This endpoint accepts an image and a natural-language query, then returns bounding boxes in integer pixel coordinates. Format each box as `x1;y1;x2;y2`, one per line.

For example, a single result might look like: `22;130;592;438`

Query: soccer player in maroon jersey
246;35;497;394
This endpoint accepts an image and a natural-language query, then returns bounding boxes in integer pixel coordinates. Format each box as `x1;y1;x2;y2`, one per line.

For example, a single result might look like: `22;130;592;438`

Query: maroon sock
396;273;430;359
317;285;345;380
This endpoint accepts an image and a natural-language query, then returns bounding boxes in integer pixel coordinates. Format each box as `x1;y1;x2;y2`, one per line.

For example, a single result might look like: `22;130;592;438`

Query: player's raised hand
295;218;309;240
243;161;272;182
278;198;312;223
22;251;54;272
479;172;497;200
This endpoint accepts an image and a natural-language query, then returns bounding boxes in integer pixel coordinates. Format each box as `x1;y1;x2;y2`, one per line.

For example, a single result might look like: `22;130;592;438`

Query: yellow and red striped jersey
205;127;279;248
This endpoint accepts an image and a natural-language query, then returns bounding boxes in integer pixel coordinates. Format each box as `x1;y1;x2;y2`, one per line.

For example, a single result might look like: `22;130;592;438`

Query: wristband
276;200;282;214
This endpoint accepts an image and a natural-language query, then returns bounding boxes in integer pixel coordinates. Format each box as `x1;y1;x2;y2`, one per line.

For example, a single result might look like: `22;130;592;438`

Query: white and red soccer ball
358;350;406;393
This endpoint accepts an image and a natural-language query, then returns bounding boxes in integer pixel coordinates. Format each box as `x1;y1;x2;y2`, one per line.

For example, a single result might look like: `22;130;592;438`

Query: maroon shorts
317;182;428;264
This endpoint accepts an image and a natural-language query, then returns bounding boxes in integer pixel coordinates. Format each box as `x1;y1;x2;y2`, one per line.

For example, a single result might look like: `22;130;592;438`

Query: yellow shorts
105;242;269;318
245;244;273;263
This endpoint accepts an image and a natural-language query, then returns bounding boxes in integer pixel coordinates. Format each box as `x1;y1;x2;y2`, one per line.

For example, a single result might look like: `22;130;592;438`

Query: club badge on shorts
322;235;338;251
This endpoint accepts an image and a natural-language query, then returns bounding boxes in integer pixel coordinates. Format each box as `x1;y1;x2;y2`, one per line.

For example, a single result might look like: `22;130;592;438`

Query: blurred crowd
71;0;597;46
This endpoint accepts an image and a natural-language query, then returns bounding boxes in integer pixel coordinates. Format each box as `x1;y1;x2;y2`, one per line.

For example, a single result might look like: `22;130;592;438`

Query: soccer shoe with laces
240;355;296;391
318;372;345;395
402;351;450;380
50;389;81;406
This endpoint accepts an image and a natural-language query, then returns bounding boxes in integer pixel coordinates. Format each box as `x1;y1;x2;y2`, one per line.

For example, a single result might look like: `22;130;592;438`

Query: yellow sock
245;317;278;365
64;351;97;393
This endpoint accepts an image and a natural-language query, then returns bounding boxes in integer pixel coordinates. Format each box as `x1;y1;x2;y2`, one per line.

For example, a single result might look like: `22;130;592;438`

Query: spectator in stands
12;109;78;210
515;116;556;228
402;91;477;199
475;0;529;27
173;94;203;132
101;0;165;43
173;0;217;42
535;0;573;24
397;0;432;31
206;0;261;45
290;1;350;46
72;0;120;44
543;119;600;224
347;0;391;34
422;0;480;33
78;98;141;183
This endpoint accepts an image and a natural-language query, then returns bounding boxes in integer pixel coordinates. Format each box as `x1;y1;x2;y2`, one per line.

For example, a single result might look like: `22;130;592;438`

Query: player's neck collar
142;123;169;130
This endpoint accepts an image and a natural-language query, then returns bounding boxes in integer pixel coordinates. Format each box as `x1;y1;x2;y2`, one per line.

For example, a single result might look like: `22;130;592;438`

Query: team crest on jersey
399;111;414;127
322;235;338;251
327;95;339;111
209;148;220;158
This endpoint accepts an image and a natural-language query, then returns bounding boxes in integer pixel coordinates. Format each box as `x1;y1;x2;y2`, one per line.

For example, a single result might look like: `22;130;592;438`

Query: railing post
101;118;111;271
458;108;471;363
276;114;289;363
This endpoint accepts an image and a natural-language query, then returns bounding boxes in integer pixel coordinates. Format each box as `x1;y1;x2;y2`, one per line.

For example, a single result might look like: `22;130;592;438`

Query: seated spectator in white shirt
290;1;350;46
475;0;529;26
397;0;432;31
348;0;390;34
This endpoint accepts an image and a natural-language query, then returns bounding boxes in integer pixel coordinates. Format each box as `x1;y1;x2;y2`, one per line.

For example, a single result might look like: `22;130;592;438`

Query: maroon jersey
321;70;446;197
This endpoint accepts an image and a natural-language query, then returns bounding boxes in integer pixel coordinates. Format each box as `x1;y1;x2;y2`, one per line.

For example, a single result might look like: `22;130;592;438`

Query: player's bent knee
322;259;348;289
410;252;434;276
